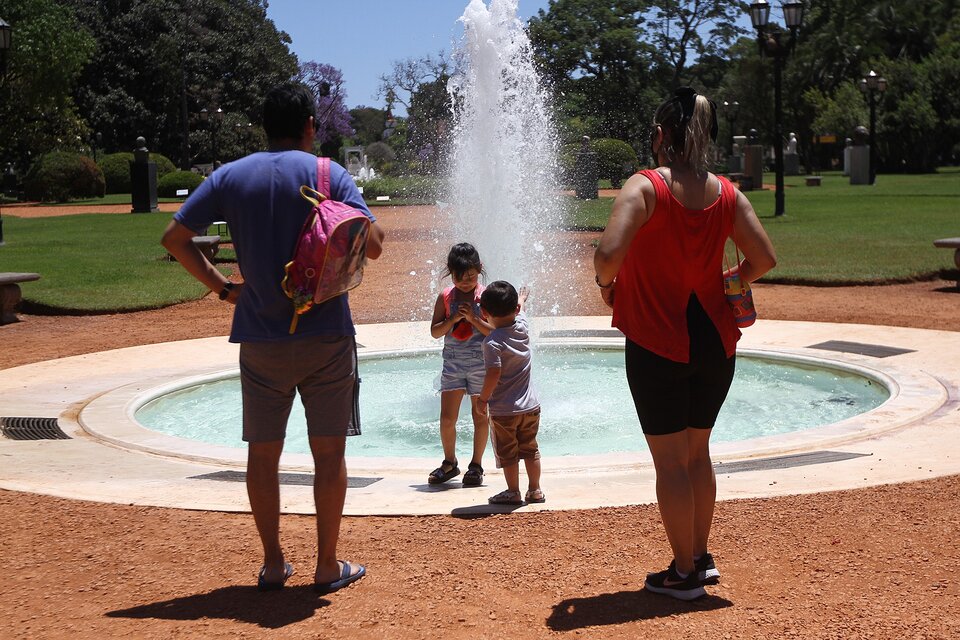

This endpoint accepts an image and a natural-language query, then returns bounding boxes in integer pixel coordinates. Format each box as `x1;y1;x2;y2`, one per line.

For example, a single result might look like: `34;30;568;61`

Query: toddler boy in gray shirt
477;281;544;505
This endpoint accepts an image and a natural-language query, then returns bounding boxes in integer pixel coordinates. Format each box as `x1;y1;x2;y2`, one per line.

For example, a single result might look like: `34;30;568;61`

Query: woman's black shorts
625;295;736;436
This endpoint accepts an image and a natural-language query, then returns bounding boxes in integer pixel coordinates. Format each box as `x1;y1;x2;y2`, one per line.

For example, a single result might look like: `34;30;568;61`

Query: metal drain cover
0;417;71;441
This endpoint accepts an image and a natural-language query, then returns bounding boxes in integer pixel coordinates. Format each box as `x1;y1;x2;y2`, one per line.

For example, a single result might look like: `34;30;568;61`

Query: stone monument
728;135;745;174
849;126;870;185
573;136;598;200
742;129;763;191
130;136;158;213
784;132;800;175
342;146;364;176
842;138;853;176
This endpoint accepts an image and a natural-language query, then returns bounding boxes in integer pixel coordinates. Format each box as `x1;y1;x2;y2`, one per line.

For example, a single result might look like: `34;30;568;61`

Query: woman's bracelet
595;275;614;289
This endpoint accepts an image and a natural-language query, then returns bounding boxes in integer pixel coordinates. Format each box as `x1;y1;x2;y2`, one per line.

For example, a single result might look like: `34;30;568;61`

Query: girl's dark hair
445;242;484;280
651;87;718;175
263;82;316;141
480;281;518;318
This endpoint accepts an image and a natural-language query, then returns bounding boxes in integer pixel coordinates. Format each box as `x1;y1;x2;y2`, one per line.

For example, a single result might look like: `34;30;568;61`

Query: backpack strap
316;156;331;199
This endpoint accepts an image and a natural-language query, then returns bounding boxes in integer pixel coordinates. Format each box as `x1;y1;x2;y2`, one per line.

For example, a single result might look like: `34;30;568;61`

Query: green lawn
0;170;957;313
566;169;960;283
0;212;221;311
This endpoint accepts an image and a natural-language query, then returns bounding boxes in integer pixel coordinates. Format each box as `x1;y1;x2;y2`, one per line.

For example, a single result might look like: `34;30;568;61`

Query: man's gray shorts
239;335;359;442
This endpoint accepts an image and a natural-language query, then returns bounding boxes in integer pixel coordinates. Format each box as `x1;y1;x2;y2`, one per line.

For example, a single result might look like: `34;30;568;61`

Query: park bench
166;235;221;263
805;176;822;186
0;272;41;325
933;237;960;289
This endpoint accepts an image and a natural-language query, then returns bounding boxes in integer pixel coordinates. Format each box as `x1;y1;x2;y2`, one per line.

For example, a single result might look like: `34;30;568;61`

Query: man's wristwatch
218;282;235;300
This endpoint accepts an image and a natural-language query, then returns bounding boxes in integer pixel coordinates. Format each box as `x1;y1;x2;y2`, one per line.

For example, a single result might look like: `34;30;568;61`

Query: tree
0;0;95;172
63;0;298;167
376;52;451;114
528;0;658;145
406;74;453;174
296;62;355;147
642;0;745;89
349;107;389;147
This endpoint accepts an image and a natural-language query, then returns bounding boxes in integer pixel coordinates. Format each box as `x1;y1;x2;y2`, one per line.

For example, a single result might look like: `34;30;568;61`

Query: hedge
99;152;177;194
592;138;639;188
23;152;106;202
157;170;204;197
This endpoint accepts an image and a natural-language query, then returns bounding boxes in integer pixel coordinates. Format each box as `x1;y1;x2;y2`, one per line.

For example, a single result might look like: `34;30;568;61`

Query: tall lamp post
748;0;803;217
723;100;740;155
859;70;886;185
199;107;224;169
0;17;12;246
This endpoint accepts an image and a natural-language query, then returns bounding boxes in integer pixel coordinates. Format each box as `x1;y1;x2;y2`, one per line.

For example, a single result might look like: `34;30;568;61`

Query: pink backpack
282;157;370;333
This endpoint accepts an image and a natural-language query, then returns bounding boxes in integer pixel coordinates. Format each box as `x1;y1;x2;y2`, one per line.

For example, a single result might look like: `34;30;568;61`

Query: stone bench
805;176;822;186
0;272;41;325
167;235;221;263
934;237;960;289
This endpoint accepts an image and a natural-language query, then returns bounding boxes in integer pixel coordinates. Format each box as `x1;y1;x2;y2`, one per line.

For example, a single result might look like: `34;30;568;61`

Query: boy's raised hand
518;286;530;309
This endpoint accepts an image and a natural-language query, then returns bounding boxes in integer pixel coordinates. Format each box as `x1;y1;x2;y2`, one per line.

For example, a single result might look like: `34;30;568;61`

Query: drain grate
540;329;624;339
190;470;381;488
807;340;915;358
714;450;870;474
0;417;71;441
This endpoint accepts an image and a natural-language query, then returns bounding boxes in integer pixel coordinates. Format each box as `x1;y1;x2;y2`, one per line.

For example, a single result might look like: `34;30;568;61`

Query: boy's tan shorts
489;408;541;468
239;335;359;442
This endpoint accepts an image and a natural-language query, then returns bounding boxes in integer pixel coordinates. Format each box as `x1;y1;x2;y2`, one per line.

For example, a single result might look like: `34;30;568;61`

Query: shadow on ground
106;585;330;629
547;590;733;631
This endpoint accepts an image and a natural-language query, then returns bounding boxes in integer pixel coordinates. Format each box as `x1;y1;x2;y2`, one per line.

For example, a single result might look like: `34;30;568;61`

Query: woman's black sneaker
695;552;720;584
644;562;706;601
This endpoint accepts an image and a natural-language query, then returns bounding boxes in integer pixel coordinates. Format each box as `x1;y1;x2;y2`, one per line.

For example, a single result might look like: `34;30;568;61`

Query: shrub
592;138;639;188
157;170;204;197
359;175;441;202
99;152;177;194
365;141;396;168
23;152;106;202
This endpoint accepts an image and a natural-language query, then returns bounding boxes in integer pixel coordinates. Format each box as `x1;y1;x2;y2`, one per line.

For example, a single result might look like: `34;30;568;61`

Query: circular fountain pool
134;346;889;458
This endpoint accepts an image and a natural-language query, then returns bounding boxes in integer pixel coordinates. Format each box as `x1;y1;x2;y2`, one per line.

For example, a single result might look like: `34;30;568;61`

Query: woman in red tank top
594;88;777;601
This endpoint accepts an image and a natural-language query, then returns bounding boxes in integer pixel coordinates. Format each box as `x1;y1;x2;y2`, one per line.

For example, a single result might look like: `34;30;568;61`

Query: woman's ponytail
652;88;718;176
684;95;714;176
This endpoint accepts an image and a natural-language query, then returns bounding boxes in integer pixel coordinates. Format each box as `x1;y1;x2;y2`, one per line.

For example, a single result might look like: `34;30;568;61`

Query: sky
264;0;553;113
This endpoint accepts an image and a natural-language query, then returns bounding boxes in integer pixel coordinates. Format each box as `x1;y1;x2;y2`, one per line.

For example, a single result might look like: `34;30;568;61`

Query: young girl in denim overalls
427;243;493;487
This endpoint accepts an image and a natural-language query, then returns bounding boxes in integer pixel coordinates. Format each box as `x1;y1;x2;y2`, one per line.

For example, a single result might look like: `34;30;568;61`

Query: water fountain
131;0;892;460
440;0;571;315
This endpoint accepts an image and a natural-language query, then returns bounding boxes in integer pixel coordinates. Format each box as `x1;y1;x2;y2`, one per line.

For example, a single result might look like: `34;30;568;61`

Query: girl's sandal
462;462;484;487
428;459;460;485
488;489;523;505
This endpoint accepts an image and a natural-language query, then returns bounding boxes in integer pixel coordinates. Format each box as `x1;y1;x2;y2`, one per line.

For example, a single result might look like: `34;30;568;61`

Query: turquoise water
135;349;889;458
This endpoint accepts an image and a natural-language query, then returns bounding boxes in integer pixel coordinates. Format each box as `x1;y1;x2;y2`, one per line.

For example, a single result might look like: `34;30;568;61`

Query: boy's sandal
525;489;546;504
427;459;460;485
462;462;484;487
488;489;523;505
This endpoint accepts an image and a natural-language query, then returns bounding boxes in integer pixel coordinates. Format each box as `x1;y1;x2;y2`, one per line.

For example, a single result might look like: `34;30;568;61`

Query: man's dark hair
480;280;518;318
262;82;316;140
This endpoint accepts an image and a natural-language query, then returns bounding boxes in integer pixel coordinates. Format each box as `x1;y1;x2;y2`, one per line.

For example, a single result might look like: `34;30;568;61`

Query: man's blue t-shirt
175;151;376;343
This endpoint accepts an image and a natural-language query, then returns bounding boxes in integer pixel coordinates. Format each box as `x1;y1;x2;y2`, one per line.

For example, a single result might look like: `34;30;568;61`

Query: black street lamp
859;70;887;185
0;17;10;77
1;17;12;246
198;106;224;168
748;0;803;217
723;100;740;155
234;122;252;158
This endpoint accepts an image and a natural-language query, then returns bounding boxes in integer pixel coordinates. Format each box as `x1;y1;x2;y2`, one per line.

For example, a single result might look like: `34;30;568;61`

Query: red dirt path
1;204;959;639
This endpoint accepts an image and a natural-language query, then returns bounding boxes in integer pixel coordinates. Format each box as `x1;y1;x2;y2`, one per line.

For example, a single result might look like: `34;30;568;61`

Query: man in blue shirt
162;83;384;593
